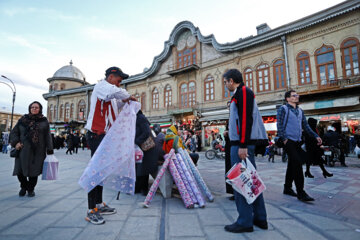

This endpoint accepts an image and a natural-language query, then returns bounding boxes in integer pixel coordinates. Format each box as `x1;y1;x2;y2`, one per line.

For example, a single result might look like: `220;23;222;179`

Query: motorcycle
323;145;340;167
205;143;225;160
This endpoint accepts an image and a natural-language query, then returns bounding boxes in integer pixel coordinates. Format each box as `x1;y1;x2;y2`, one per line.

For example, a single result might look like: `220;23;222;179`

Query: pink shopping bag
42;155;59;180
226;158;266;204
135;145;143;163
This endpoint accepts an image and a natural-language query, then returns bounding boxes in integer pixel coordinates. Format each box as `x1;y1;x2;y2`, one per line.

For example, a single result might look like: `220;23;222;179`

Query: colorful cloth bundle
143;148;213;208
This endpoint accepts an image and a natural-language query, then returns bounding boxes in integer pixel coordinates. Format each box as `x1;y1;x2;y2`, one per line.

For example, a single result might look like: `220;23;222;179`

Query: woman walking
10;101;54;197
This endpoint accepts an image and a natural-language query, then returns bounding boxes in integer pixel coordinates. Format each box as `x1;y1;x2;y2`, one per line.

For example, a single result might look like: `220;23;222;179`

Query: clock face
177;38;186;51
187;35;196;47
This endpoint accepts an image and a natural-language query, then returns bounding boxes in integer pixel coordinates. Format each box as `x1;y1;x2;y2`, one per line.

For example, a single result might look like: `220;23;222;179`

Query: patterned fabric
173;155;197;204
176;153;205;207
79;101;140;194
178;148;214;202
144;150;175;207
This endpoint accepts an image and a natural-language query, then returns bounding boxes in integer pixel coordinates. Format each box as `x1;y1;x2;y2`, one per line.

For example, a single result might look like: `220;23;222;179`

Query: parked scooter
323;145;341;167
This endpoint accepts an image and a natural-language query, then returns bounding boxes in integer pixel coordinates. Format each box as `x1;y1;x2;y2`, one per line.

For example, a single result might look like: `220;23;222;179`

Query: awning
150;122;172;128
301;97;359;110
199;114;229;122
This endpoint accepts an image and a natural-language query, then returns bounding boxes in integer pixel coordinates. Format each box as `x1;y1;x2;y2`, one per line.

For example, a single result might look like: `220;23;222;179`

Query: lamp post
0;75;16;131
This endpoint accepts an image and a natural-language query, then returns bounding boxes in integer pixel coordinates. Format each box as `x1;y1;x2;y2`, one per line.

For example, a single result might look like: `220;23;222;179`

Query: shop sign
315;100;333;109
320;115;340;121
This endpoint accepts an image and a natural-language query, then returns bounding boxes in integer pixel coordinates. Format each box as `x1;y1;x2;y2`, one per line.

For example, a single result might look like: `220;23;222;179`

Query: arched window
49;85;53;92
59;104;64;119
315;45;337;87
49;105;53;122
180;82;196;108
53;83;58;91
164;85;172;107
273;59;286;89
64;103;70;122
244;68;253;89
177;47;196;68
141;93;146;111
341;38;359;77
296;52;312;85
78;100;86;120
60;83;66;90
152;87;159;109
256;63;270;92
70;103;74;119
53;105;57;121
204;75;214;101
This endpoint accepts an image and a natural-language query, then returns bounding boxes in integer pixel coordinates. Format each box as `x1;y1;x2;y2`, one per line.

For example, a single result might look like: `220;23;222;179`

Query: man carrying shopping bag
223;69;268;233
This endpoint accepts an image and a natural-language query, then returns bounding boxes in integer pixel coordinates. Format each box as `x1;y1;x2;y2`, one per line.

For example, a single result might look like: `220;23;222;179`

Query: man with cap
84;66;136;225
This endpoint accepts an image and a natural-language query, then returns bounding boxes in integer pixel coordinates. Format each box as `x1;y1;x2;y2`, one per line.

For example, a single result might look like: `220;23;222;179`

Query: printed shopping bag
42;155;59;180
226;158;266;204
135;145;144;163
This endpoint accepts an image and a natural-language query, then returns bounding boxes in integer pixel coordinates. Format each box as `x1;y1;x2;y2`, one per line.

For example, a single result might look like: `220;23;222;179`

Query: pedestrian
304;118;333;178
83;66;136;225
9;101;54;197
73;133;80;154
80;134;87;150
134;110;158;195
153;124;165;165
268;144;275;163
223;123;234;200
277;90;322;202
65;132;74;155
224;69;268;233
196;132;202;152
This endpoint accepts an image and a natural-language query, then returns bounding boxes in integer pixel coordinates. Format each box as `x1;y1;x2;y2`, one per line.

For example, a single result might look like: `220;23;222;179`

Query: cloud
2;7;81;21
6;35;51;55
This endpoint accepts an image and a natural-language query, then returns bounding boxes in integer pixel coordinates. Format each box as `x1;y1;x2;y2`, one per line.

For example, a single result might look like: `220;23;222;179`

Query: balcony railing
297;76;360;93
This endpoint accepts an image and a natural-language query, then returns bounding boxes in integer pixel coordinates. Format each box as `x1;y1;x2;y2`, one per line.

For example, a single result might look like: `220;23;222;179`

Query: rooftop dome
53;60;86;81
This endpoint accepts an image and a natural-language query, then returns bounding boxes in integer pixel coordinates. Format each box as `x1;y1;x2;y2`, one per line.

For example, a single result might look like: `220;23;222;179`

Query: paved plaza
0;149;360;240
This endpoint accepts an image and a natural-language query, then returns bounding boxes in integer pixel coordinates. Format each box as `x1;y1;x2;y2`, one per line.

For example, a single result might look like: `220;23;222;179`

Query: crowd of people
6;66;360;234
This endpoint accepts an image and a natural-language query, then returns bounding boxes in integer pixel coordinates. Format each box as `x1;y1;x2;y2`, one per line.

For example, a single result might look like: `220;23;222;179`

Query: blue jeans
2;144;8;154
230;145;267;227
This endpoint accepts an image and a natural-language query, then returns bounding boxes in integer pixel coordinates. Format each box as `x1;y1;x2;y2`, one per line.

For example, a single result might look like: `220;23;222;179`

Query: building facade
0;111;22;133
43;0;360;145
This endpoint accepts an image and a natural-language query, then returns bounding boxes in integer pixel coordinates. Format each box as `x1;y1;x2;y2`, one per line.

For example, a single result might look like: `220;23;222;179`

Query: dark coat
134;111;158;176
10;117;53;177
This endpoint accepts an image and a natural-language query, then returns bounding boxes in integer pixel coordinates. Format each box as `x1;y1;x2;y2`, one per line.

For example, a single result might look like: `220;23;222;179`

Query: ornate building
44;0;360;144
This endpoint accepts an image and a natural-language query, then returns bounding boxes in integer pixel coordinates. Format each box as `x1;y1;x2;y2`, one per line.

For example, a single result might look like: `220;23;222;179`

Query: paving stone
33;227;82;240
169;214;204;237
167;198;194;214
0;207;36;229
266;204;291;219
203;225;247;240
42;198;84;212
271;219;327;240
120;216;159;239
197;208;230;225
293;213;354;230
341;186;360;194
2;212;66;235
54;204;90;227
326;230;360;240
74;220;124;240
131;207;161;217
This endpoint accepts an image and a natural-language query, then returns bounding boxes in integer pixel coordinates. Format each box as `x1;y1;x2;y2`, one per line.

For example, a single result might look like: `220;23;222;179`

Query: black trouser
17;173;38;191
86;131;105;209
66;147;73;154
284;140;305;194
74;146;79;154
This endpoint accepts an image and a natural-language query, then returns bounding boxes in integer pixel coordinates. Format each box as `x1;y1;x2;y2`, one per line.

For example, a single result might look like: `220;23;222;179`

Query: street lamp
0;75;16;131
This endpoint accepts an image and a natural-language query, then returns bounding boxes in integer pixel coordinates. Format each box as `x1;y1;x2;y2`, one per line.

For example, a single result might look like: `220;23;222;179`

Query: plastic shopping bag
135;145;144;163
226;158;266;204
42;155;59;180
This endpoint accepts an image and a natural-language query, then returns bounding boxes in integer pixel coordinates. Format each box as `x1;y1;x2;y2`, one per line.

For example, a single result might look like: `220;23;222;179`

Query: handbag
226;158;266;204
10;148;19;158
135;144;144;163
42;155;59;180
140;136;155;151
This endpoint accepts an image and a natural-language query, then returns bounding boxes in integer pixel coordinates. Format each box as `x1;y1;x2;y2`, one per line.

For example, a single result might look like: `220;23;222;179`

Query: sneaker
85;208;105;225
98;203;117;215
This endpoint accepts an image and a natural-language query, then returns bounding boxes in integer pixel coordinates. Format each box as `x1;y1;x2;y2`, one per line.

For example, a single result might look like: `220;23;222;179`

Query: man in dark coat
73;133;80;154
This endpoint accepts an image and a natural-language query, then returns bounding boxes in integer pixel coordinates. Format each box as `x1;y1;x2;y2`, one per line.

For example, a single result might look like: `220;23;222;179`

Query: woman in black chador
10;101;54;197
304;118;333;178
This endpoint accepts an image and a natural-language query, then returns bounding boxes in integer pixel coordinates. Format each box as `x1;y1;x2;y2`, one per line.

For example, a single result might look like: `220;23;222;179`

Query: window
60;83;65;90
53;83;58;91
164;85;172;107
64;103;70;122
204;75;214;101
141;93;146;111
152;87;159;109
70;103;74;119
296;52;312;85
244;68;253;89
273;59;286;89
78;100;86;120
315;45;337;87
59;104;64;119
223;81;231;99
256;63;271;92
341;38;359;77
180;82;196;108
177;47;196;68
49;85;53;92
53;105;57;120
49;105;53;122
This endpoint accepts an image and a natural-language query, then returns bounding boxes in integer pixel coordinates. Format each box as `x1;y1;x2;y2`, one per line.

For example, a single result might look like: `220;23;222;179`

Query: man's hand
122;95;137;104
15;142;23;150
316;137;322;145
238;148;248;160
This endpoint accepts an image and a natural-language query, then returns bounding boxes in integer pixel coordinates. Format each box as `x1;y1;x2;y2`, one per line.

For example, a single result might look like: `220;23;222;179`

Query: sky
0;0;345;115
